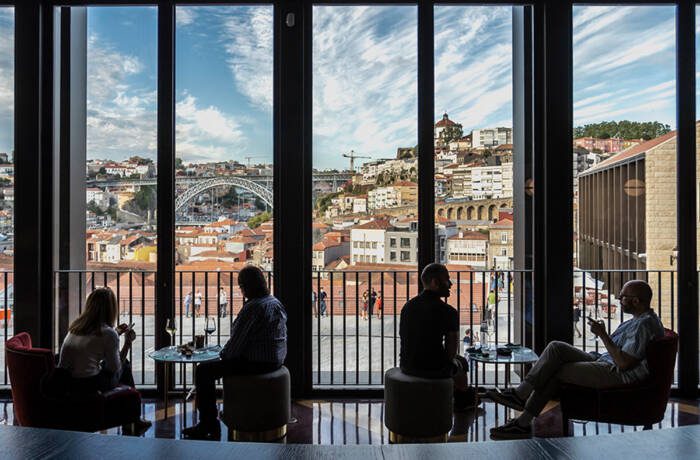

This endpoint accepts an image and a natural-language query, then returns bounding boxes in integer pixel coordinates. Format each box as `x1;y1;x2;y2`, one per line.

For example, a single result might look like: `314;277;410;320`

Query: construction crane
342;150;371;172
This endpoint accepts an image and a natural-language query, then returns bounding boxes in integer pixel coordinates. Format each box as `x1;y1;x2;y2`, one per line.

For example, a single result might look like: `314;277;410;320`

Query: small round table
467;346;539;388
149;345;221;420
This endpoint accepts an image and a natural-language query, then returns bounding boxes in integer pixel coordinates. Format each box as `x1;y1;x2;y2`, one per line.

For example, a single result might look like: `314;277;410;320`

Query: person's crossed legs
488;341;626;439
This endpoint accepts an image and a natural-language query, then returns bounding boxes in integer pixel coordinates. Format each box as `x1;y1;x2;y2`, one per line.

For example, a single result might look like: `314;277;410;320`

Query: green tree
574;120;671;140
175;157;184;170
248;211;271;228
127;185;156;217
441;125;463;144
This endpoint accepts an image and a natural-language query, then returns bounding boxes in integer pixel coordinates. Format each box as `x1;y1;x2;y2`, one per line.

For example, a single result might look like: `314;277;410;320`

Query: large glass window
573;6;676;354
312;5;418;385
434;6;517;373
78;6;158;385
173;6;273;385
0;7;13;386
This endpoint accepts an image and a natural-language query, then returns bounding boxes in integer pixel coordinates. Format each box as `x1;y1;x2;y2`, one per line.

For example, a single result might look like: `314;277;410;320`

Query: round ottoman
384;367;453;443
221;366;290;442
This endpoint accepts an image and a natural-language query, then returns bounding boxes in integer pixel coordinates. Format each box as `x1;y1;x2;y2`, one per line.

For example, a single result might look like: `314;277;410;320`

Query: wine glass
204;317;216;347
165;318;177;349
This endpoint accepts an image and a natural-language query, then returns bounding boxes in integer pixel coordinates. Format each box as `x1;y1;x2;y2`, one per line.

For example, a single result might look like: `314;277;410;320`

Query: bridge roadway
86;172;353;188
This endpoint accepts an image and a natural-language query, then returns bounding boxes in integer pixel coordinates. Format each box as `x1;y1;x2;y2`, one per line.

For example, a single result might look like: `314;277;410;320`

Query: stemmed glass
165;318;177;349
204;317;216;347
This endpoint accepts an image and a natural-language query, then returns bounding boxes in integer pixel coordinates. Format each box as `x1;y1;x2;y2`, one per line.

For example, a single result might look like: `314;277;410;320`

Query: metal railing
0;268;681;391
311;269;534;389
0;271;13;388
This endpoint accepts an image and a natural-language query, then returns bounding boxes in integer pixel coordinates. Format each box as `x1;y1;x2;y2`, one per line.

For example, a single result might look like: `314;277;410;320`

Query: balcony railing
311;269;534;389
0;268;682;390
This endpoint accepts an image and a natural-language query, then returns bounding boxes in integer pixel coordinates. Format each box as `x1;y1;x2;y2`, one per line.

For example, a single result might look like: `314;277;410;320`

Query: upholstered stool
221;366;290;442
384;367;453;443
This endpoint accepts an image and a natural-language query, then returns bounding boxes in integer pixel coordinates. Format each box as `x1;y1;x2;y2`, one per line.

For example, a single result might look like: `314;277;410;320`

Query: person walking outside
361;290;369;320
573;302;582;338
312;290;318;318
368;288;377;318
184;292;192;318
194;290;202;317
219;288;228;318
319;287;328;317
375;293;383;319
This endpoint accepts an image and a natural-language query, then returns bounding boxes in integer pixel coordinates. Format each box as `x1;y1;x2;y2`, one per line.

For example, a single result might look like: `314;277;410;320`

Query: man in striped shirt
183;265;287;441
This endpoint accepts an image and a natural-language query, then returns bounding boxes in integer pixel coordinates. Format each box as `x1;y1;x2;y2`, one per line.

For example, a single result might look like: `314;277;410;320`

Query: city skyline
0;5;684;168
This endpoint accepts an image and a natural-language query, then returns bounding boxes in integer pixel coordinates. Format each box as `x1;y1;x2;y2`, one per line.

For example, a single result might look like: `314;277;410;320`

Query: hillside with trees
574;121;671;140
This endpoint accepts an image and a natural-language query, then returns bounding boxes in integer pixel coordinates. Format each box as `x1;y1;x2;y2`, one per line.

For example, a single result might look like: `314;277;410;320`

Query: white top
58;325;121;379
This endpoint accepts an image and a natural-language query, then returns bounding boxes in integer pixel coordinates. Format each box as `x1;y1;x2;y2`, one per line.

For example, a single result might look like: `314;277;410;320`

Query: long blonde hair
68;287;118;336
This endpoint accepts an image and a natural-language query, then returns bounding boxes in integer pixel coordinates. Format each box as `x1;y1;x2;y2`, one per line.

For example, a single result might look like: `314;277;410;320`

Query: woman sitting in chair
58;286;151;433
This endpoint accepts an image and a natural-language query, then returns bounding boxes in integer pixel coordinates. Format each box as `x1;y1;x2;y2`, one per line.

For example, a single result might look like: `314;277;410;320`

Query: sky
0;5;688;169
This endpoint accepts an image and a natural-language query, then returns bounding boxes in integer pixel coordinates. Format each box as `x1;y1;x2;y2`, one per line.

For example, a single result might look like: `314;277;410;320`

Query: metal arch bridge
175;176;273;212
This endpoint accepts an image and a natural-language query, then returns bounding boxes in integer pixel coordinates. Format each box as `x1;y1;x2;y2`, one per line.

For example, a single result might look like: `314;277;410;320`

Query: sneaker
485;388;526;411
182;422;221;441
490;419;532;440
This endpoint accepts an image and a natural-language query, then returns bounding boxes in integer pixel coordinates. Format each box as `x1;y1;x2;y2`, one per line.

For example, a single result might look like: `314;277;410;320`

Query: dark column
533;0;573;352
156;2;175;394
14;1;53;347
276;0;311;396
417;1;435;273
57;7;87;343
675;0;698;397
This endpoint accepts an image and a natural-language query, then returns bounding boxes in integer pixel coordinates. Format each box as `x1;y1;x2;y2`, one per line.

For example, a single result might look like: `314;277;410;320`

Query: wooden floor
1;397;698;444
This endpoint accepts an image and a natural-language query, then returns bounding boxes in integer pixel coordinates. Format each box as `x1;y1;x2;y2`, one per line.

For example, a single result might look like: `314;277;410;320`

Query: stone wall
644;123;700;328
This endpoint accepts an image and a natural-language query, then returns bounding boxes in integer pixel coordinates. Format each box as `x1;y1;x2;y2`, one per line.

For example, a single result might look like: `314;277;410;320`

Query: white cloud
86;33;156;160
175;93;247;162
312;6;419;168
220;7;273;112
573;6;677;127
0;8;14;153
176;7;197;27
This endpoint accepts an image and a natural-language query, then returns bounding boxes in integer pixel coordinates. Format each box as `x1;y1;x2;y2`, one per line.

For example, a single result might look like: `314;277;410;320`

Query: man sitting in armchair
488;280;664;440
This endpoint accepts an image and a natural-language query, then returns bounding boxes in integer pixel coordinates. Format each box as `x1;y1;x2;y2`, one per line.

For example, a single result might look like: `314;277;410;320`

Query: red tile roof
448;231;488;241
584;127;687;174
353;219;392;230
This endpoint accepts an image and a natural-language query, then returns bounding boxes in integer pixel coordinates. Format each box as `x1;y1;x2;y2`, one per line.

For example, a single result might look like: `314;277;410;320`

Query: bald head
620;280;653;315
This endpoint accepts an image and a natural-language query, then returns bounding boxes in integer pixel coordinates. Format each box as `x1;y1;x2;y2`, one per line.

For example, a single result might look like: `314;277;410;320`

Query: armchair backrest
646;328;678;400
5;332;57;427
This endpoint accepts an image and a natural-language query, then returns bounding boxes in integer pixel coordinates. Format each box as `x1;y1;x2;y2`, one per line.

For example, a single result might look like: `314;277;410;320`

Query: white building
368;187;400;210
452;163;513;200
350;219;391;264
86;187;111;209
471;127;513;149
352;197;367;214
445;231;489;268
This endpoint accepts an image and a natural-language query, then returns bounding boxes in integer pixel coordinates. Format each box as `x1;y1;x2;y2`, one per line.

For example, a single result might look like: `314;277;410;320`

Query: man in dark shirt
182;265;287;441
400;263;477;411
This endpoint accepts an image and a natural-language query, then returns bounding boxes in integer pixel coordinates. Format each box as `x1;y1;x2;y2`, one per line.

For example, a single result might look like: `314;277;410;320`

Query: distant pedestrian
368;288;377;317
312;290;318;318
361;290;369;320
573;303;582;338
375;293;383;319
194;290;202;317
319;287;327;317
184;292;192;318
219;288;228;318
